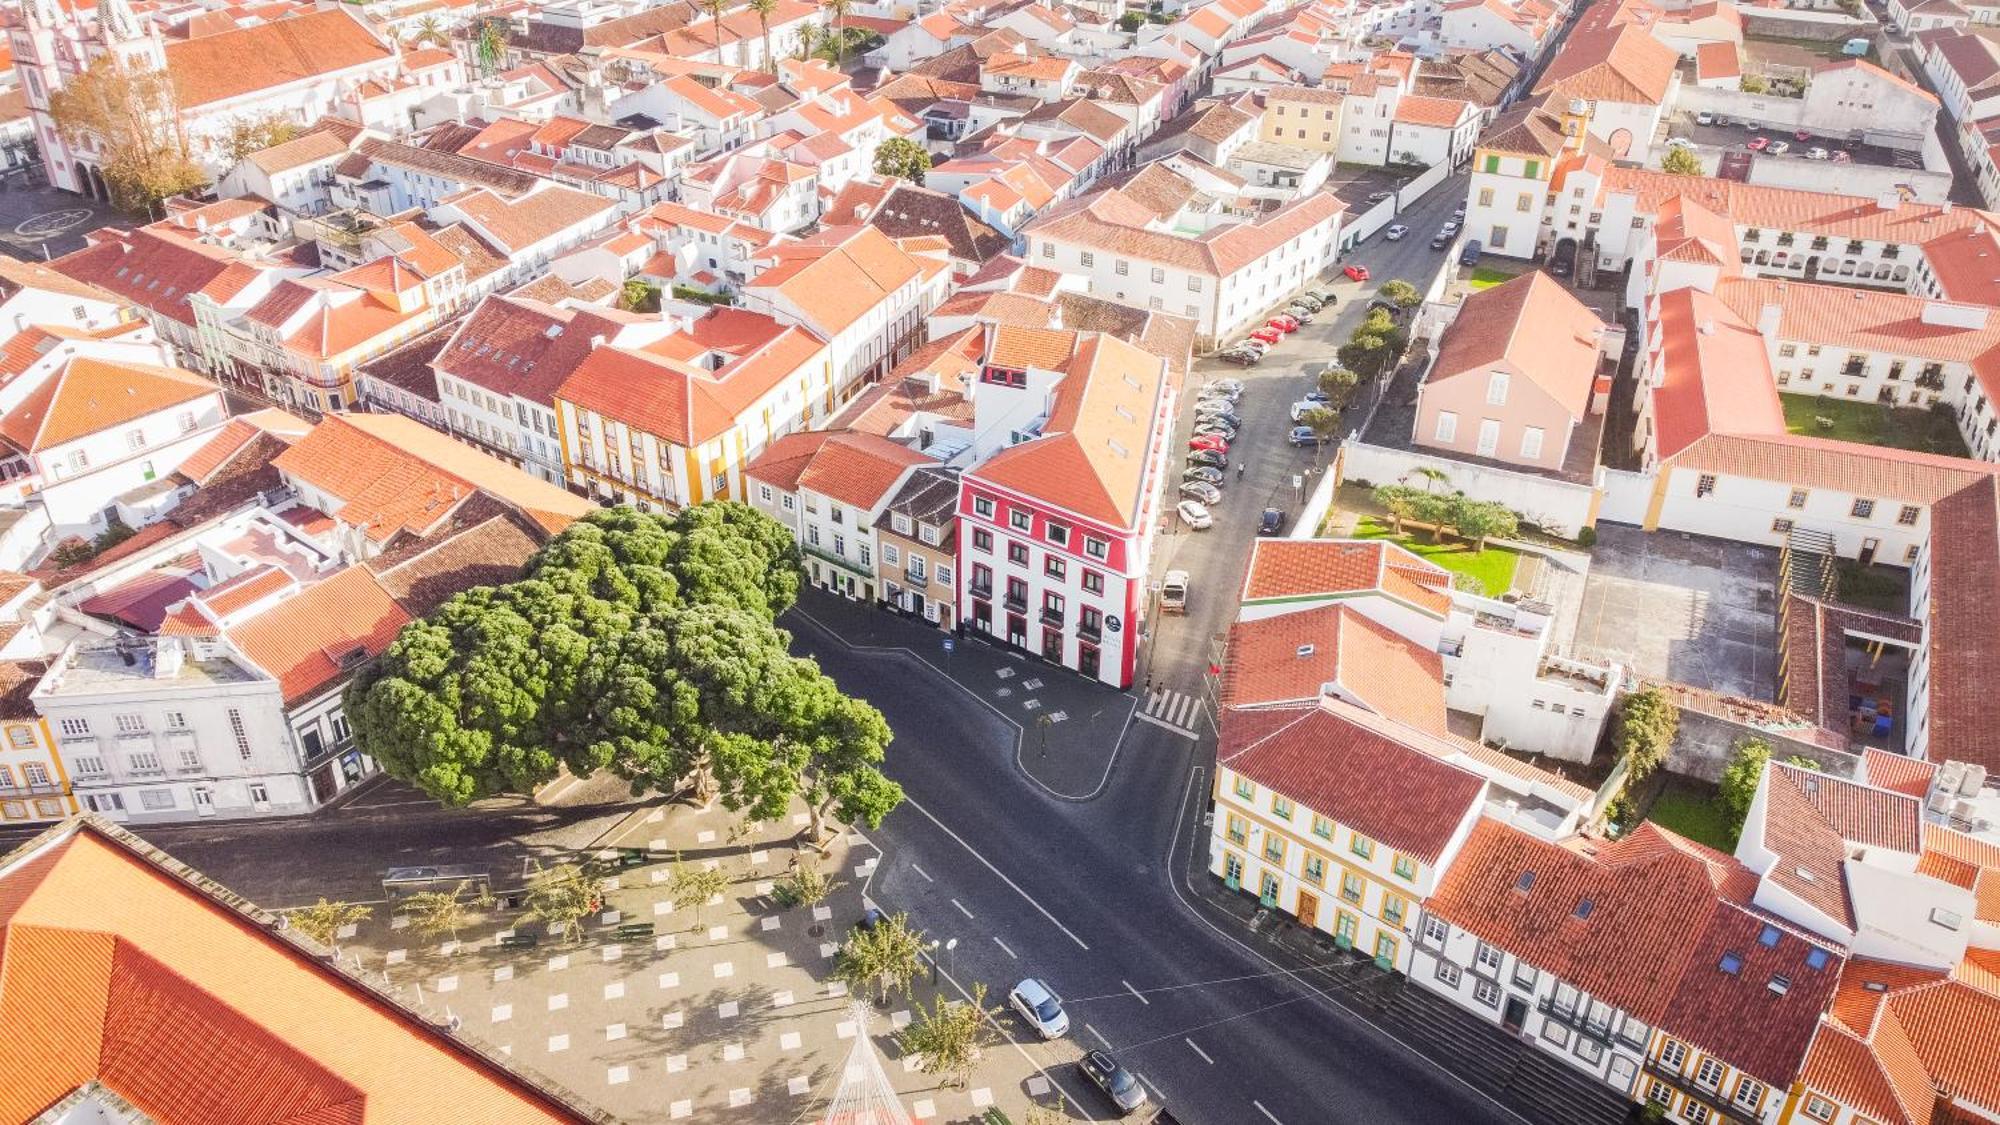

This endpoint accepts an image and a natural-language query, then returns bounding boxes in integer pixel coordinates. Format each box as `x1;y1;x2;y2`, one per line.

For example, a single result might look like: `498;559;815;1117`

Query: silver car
1008;978;1069;1039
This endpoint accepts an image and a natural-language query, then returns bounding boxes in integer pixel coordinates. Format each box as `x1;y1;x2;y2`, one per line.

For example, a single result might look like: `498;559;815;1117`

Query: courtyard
1350;515;1522;596
1571;524;1780;701
1780;393;1970;458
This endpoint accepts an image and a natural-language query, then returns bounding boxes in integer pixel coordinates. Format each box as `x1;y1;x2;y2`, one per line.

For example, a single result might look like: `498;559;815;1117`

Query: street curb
786;605;1139;804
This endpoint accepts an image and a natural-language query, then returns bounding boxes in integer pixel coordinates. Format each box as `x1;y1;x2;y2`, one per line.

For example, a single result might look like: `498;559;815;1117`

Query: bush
671;285;735;306
1615;688;1679;781
1117;10;1144;30
1577;526;1597;548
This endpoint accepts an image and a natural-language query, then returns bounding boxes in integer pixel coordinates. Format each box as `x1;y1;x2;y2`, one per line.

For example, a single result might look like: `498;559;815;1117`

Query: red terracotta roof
743;430;930;510
1240;538;1452;614
1220;605;1448;735
1431;271;1604;420
224;566;411;704
1219;699;1485;863
164;9;394;108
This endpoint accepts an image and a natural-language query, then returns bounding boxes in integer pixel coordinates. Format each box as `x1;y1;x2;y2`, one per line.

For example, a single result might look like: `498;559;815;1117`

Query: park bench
613;922;655;941
615;848;649;869
497;932;539;949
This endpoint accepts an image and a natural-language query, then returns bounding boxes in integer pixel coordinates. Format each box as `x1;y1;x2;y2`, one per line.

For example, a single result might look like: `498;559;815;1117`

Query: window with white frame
1801;1095;1836;1121
249;783;269;804
1520;426;1544;460
1485;371;1509;405
883;544;900;566
1474;942;1503;973
72;756;104;775
1434;411;1458;442
1694;1057;1726;1092
1422;915;1448;944
22;763;48;787
58;718;90;738
228;709;252;760
115;714;144;734
1434;960;1462;987
1473;979;1501;1007
1733;1078;1765;1112
1658;1039;1689;1074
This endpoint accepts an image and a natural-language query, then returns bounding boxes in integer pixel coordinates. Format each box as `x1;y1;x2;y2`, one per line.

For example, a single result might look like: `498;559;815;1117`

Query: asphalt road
784;179;1503;1125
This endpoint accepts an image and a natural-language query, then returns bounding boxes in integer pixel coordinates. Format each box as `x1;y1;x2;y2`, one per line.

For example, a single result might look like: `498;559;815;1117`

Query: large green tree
48;56;207;216
873;137;932;185
347;504;896;837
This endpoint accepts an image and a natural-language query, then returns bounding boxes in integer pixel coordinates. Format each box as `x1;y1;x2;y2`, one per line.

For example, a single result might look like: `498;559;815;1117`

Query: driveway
1571;525;1780;701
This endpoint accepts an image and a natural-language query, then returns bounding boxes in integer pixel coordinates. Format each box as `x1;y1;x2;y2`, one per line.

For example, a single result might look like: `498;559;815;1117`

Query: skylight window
1805;948;1831;971
1515;871;1535;892
1718;952;1743;975
1757;925;1781;948
1768;974;1791;996
1574;899;1594;919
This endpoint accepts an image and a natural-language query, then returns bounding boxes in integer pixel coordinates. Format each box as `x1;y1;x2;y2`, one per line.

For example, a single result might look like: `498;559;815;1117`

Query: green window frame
1482;154;1501;174
1393;854;1417;881
1271;796;1293;821
1233;775;1255;799
1351;834;1374;860
1522;159;1540;179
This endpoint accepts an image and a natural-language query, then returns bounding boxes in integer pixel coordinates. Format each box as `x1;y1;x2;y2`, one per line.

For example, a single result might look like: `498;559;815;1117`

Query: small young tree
524;862;606;945
775;857;837;909
1661;146;1703;176
666;853;731;928
287;899;373;954
1338;334;1389;377
833;911;927;1004
620;279;659;312
1616;688;1680;782
1451;498;1519;553
1739;74;1770;94
898;982;999;1090
1378;278;1421;309
872;137;932;185
1410;466;1452;494
1300;405;1341;464
476;19;508;77
403;881;484;943
1372;483;1423;534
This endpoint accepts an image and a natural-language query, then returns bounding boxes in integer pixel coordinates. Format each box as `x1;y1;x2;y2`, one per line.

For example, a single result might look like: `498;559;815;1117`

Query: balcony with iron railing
1077;618;1103;643
968;581;993;600
1040;606;1064;628
904;568;928;588
1535;996;1619;1048
1003;591;1028;614
1640;1060;1758;1125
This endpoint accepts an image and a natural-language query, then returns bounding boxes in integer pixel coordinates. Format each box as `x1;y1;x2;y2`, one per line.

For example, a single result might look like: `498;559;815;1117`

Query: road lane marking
1121;980;1150;1006
900;793;1090;950
1135;711;1201;741
993;937;1017;959
1085;1023;1113;1050
910;862;934;882
951;898;975;919
1185;1038;1213;1065
1254;1100;1282;1124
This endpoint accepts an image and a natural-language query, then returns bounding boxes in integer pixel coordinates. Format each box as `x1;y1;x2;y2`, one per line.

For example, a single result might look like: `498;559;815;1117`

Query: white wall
1337;438;1601;537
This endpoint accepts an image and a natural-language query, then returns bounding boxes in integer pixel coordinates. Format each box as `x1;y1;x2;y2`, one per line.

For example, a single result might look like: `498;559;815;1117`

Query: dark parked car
1217;347;1261;366
1459;239;1484;266
1550;240;1576;278
1259;508;1287;536
1187;449;1227;469
1079;1050;1149;1114
1288;425;1326;446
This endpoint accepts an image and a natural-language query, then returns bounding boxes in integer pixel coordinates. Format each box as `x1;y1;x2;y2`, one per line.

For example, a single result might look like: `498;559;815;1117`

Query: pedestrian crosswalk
1137;687;1205;738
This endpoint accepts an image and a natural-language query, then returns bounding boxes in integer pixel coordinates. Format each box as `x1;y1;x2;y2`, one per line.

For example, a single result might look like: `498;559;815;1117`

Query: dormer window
892;513;913;535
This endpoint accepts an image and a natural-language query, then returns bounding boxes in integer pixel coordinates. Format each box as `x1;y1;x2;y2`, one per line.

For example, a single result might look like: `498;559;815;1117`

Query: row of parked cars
1179;377;1291;536
1215;287;1337;365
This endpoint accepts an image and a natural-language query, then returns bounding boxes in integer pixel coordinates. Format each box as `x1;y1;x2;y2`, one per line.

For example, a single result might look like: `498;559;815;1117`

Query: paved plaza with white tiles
328;800;1080;1123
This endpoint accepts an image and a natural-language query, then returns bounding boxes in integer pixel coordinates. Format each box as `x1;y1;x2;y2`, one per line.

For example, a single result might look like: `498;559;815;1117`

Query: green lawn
1645;787;1736;851
1351;516;1520;596
1468;266;1519;291
1836;560;1910;614
1781;393;1970;457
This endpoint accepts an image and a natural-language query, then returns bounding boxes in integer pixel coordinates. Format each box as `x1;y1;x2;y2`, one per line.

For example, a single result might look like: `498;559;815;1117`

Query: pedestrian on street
1237;461;1247;480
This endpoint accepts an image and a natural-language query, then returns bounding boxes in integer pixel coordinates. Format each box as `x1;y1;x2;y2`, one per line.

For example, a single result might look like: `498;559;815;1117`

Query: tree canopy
347;504;900;837
48;56;207;215
1661;146;1702;176
873;138;932;186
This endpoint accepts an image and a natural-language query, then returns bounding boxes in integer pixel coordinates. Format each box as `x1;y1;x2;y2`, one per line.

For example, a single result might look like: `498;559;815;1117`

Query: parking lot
1662;111;1924;171
1571;524;1780;701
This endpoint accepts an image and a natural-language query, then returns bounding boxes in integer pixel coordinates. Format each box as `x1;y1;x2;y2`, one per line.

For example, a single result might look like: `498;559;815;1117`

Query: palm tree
475;19;507;78
1409;466;1450;494
794;23;821;61
699;0;728;64
748;0;779;71
411;14;444;47
822;0;853;66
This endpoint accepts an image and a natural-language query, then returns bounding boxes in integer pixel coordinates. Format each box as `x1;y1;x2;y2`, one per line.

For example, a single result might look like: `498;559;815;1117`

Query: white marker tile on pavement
718;1001;739;1019
645;809;664;823
335;923;358;940
772;989;794;1008
902;1057;921;1073
788;1076;810;1096
602;945;623;962
1026;1077;1051;1096
669;1100;691;1119
651;871;668;884
755;881;773;894
548;993;568;1012
390;916;409;930
812;906;832;922
603;981;626;1000
606;1023;626;1041
548;1034;569;1053
654;899;673;915
971;1089;994;1108
819;942;838;959
995;687;1013;698
712;960;734;979
493;966;513;983
1049;711;1068;723
792;813;810;827
707;924;728;941
1022;699;1042;711
995;667;1015;679
707;893;724;906
825;980;847;997
836;1020;856;1039
435;975;458;993
385;950;406;965
891;1010;911;1030
607;1066;629;1086
722;1042;744;1062
913;1099;936;1120
761;916;781;931
655;934;676;951
779;1030;802;1051
666;1055;688;1074
766;952;787;968
750;850;768;864
1022;678;1043;690
491;1004;512;1023
664;1009;684;1030
658;971;680;990
649;837;667;850
729;1089;752;1108
601;910;622;924
603;878;621;891
548;954;569;972
696;830;717;844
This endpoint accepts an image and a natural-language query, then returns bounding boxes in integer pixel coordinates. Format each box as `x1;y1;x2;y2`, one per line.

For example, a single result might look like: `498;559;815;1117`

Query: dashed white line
1254;1100;1283;1124
1121;980;1151;1006
900;793;1090;950
993;937;1018;959
909;862;934;882
1185;1038;1213;1065
950;898;975;919
1085;1023;1114;1050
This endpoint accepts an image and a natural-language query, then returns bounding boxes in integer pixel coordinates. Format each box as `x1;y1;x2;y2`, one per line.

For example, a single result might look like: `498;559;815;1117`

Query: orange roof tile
1431;270;1603;420
0;357;216;453
225;566;411;704
1220;604;1448;734
164;9;394;108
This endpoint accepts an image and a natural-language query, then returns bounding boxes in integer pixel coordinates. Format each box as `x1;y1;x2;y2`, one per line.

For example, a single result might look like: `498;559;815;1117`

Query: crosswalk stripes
1137;688;1205;738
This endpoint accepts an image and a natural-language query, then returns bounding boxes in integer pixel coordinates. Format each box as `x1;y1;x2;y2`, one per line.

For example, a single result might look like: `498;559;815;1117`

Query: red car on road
1747;136;1770;152
1249;327;1284;345
1189;434;1229;453
1343;264;1370;281
1267;315;1299;333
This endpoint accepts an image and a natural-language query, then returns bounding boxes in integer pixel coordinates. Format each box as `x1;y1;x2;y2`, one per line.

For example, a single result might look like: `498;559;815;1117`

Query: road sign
942;636;955;654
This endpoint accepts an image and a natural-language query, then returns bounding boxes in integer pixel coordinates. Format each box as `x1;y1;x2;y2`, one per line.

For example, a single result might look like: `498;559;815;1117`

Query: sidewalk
785;588;1140;801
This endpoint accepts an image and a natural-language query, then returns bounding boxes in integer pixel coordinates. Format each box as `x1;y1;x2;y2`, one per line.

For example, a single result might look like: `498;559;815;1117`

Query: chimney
1756;302;1782;340
153;641;183;680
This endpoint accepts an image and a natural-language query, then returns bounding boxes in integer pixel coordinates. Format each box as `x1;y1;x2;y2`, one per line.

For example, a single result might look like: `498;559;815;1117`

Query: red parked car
1343;264;1371;281
1794;129;1812;142
1746;136;1770;152
1189;433;1230;453
1268;315;1299;333
1250;327;1284;345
